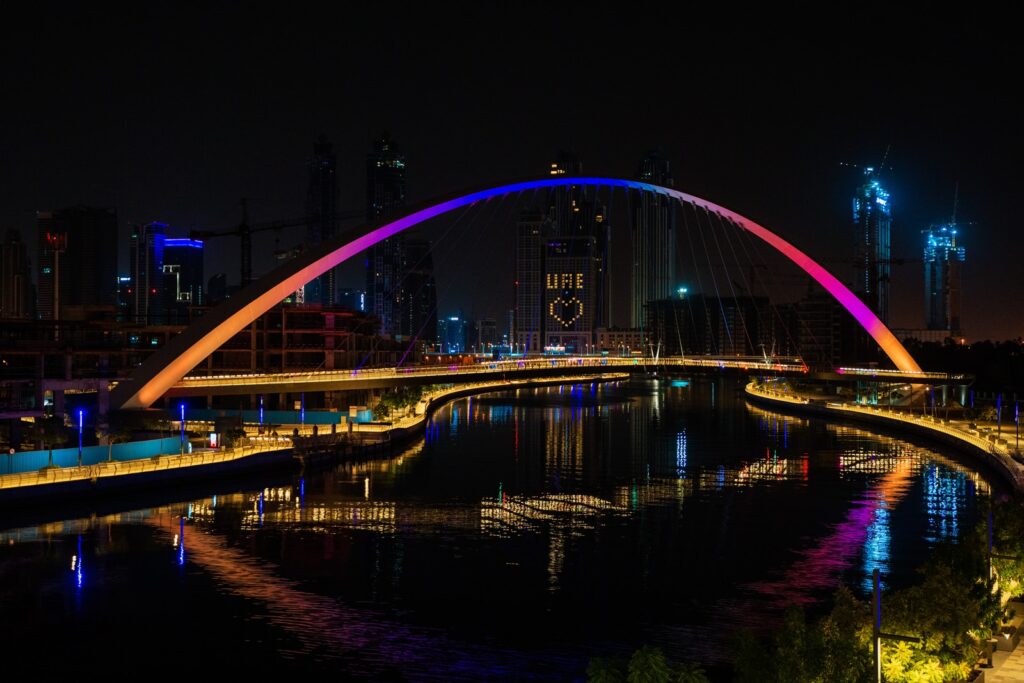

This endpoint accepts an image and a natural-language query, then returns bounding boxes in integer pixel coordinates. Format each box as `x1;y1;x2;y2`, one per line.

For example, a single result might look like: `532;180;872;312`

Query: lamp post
77;408;84;467
259;395;264;427
179;402;186;455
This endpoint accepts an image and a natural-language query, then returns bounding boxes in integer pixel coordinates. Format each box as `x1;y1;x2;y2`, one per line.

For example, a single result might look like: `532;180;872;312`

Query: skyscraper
543;235;597;353
923;224;965;333
36;207;119;321
397;236;437;349
513;210;553;353
162;238;205;323
0;229;33;319
306;135;339;306
129;222;166;324
852;168;892;323
631;151;677;329
365;134;408;337
544;152;611;329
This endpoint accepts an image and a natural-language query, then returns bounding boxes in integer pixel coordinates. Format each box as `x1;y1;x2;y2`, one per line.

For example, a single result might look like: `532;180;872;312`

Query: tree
96;414;132;462
29;416;69;468
587;657;625;683
627;646;671;683
672;660;709;683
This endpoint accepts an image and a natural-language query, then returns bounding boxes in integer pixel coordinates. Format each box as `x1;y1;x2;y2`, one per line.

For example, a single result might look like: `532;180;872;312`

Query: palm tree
672;661;709;683
96;425;131;462
30;416;69;468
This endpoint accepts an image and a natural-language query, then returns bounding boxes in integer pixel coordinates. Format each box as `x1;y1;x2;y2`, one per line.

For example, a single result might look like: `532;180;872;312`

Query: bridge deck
149;356;968;398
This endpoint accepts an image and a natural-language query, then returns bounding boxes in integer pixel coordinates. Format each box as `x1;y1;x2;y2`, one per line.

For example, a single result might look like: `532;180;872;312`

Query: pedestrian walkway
988;601;1024;682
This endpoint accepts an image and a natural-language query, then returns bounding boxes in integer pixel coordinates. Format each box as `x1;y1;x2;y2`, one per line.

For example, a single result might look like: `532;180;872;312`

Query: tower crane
190;199;363;286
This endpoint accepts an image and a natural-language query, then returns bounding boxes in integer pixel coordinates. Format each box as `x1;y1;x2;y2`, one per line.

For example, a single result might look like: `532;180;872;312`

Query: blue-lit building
923;224;964;333
437;315;472;353
162;238;204;323
338;288;366;312
852;168;892;323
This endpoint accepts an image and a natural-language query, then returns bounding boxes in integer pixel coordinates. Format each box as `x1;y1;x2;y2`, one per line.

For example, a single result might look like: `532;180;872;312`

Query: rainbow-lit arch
111;177;920;409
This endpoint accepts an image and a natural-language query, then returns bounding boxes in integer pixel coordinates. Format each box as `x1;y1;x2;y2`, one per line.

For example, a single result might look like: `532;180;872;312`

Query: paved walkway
989;645;1024;681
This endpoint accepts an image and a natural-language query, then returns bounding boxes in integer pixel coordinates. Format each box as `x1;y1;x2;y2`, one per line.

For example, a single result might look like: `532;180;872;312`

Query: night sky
1;5;1018;339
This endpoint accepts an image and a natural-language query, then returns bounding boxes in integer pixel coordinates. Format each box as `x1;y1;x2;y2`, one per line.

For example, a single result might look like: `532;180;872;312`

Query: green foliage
732;630;772;683
627;645;671;683
672;660;709;683
372;386;424;421
587;648;706;683
587;656;626;683
29;415;69;466
224;427;248;448
819;586;873;682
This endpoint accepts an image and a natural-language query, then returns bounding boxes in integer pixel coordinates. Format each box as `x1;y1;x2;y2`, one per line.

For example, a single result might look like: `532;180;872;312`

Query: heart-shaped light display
549;296;584;327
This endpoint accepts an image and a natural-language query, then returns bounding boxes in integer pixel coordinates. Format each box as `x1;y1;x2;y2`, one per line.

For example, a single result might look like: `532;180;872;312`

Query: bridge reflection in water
0;382;993;672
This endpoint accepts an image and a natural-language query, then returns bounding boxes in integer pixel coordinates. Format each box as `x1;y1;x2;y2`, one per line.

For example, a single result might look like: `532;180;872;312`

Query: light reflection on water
0;380;994;676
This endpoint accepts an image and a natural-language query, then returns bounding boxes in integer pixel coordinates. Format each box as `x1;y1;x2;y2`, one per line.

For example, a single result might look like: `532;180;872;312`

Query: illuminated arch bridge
111;177;921;410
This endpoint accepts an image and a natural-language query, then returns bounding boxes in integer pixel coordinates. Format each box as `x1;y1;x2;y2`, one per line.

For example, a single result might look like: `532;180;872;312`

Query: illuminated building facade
630;151;677;328
543;236;596;352
36;206;119;321
365;134;407;337
437;315;472;353
922;224;964;333
306;136;340;306
852;168;892;323
162;238;204;324
545;153;611;329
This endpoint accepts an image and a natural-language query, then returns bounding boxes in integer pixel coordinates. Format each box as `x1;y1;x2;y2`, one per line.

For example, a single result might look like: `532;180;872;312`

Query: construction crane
190;199;363;286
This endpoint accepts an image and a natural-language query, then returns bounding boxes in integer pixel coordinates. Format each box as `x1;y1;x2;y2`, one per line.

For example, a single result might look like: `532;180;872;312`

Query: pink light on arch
111;177;920;409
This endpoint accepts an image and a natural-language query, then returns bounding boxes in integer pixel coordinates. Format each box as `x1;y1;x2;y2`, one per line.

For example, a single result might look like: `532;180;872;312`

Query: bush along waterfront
730;499;1024;682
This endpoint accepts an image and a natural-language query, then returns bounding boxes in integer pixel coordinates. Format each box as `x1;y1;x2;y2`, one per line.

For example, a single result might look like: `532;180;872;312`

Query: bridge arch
111;177;921;409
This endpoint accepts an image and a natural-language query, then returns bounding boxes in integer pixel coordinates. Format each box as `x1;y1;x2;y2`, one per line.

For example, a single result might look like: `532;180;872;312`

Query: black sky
1;5;1019;338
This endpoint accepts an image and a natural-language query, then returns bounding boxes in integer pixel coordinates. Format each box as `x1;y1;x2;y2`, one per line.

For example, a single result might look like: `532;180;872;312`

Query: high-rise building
162;238;204;324
437;315;471;354
306;135;339;306
513;210;553;353
365;134;408;337
476;318;497;349
337;288;366;312
543;235;596;353
129;222;166;324
207;273;228;305
852;168;892;323
645;292;772;357
631;151;677;329
0;230;33;319
36;207;119;321
397;237;437;349
545;153;611;329
923;224;965;333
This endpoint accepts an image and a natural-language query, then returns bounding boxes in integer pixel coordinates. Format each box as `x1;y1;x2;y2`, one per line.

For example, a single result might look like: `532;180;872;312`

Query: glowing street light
77;408;84;467
179;402;186;455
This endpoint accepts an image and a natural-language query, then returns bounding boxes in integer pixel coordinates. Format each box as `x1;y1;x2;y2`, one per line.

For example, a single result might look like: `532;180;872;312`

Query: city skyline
0;7;1017;340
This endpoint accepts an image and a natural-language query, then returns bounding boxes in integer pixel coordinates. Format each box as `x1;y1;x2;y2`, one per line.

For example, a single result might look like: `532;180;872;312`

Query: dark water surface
0;379;993;679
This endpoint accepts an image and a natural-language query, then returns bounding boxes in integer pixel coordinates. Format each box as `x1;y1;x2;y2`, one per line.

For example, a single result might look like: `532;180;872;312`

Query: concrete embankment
745;382;1024;494
0;373;627;506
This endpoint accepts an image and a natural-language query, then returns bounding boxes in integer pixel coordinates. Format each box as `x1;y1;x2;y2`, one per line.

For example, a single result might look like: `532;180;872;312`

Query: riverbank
0;373;628;505
744;381;1024;494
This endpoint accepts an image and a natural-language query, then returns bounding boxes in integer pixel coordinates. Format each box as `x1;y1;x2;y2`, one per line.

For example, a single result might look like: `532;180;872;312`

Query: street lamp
179;402;186;455
77;408;84;467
